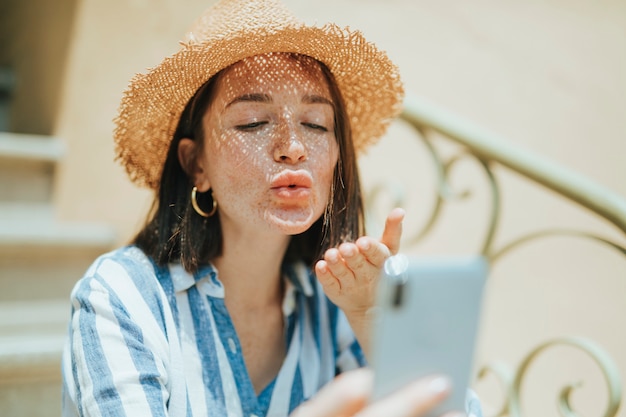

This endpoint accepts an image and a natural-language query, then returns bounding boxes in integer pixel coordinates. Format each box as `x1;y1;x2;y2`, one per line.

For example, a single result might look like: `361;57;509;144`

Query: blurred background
0;0;624;415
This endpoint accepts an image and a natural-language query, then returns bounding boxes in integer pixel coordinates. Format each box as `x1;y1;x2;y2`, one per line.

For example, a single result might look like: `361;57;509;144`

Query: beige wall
54;0;626;414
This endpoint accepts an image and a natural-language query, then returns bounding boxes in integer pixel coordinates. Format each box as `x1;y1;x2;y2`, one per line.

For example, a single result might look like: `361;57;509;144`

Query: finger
355;237;390;268
355;375;451;417
324;248;356;286
315;260;341;292
290;369;373;417
339;243;373;280
380;208;405;256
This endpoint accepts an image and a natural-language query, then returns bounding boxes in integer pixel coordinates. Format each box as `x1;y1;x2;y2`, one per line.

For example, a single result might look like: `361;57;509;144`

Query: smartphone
369;254;488;416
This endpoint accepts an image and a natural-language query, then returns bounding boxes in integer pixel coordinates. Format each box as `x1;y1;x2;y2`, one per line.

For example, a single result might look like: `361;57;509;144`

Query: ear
178;138;211;192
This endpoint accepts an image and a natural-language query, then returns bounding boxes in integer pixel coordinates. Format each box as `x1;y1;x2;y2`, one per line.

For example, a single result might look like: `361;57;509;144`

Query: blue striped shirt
62;245;366;417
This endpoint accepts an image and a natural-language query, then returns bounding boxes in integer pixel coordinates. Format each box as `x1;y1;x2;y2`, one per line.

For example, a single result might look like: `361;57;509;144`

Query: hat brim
114;25;404;189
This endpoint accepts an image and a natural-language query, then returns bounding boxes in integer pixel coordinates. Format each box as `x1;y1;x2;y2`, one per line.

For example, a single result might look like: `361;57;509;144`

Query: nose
273;127;306;164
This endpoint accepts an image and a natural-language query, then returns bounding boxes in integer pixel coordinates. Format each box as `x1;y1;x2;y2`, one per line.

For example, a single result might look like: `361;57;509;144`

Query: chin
264;209;319;235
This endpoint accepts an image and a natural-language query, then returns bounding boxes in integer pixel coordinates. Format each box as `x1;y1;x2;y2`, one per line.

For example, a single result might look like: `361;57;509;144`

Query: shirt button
228;337;237;354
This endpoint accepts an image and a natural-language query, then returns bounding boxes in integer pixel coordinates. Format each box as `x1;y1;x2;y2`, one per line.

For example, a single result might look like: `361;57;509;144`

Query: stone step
0;299;66;417
0;132;64;161
0;132;64;203
0;202;116;302
0;378;62;417
0;299;67;381
0;202;115;248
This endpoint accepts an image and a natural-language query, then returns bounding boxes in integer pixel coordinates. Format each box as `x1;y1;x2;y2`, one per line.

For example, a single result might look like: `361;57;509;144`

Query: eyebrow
226;93;272;108
225;93;333;108
303;94;333;107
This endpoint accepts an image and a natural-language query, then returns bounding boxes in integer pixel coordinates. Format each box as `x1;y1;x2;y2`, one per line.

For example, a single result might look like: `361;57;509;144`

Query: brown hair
133;54;364;272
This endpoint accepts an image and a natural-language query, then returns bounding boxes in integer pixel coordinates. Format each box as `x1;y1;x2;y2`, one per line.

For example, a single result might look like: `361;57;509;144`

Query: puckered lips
270;170;313;202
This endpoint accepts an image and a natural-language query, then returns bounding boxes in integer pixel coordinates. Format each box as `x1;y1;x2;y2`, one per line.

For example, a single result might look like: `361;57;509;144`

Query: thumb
380;208;405;256
290;369;373;417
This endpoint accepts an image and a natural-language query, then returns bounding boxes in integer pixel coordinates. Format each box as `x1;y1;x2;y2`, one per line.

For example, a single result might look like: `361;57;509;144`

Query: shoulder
70;246;168;315
77;245;162;285
82;245;157;281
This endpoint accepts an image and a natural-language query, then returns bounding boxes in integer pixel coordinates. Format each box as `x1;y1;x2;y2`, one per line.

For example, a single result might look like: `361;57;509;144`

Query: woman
62;1;482;416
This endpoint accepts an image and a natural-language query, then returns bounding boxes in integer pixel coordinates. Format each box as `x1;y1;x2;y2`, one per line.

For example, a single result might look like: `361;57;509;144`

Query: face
195;53;339;237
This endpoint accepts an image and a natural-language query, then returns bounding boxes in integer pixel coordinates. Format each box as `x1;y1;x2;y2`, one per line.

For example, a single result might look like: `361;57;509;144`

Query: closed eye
302;122;329;132
235;121;268;131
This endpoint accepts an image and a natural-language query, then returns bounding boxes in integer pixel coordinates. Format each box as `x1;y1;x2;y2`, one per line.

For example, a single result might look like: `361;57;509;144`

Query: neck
213;228;290;309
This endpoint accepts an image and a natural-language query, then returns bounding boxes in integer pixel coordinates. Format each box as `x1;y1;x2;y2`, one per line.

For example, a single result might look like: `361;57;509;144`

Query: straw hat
114;0;404;189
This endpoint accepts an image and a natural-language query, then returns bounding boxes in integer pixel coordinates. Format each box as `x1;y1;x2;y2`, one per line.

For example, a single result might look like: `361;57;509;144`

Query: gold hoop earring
191;186;217;217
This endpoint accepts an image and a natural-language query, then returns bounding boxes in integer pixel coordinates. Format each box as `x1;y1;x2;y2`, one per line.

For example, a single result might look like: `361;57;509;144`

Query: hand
314;208;405;352
315;208;405;314
290;368;464;417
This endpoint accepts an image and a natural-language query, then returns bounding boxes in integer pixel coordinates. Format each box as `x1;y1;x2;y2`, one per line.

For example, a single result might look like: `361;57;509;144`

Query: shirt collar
168;260;314;315
169;262;223;297
282;261;314;297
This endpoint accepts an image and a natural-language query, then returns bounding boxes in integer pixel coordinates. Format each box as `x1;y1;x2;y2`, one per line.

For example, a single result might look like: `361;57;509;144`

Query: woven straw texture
114;0;404;189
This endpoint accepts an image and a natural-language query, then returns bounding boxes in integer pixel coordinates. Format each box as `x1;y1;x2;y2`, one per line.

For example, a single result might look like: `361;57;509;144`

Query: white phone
369;255;488;416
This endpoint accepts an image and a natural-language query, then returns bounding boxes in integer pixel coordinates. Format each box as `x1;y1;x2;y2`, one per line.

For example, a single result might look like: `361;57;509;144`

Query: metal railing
368;94;625;417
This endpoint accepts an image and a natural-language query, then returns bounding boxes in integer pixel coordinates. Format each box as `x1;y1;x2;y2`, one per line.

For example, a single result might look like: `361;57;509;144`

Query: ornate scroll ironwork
476;338;623;417
366;93;626;416
509;337;623;417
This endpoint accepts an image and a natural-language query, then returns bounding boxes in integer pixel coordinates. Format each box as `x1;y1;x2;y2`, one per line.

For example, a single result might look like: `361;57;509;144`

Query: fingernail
327;251;339;264
428;376;451;395
343;246;355;257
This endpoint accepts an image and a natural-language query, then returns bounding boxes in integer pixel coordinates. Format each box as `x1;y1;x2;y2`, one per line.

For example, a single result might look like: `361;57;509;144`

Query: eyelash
302;123;329;132
235;122;329;132
236;121;268;131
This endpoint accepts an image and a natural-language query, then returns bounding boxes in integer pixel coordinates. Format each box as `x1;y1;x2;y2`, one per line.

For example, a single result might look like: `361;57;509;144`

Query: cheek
209;129;263;173
306;142;338;208
313;140;339;179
